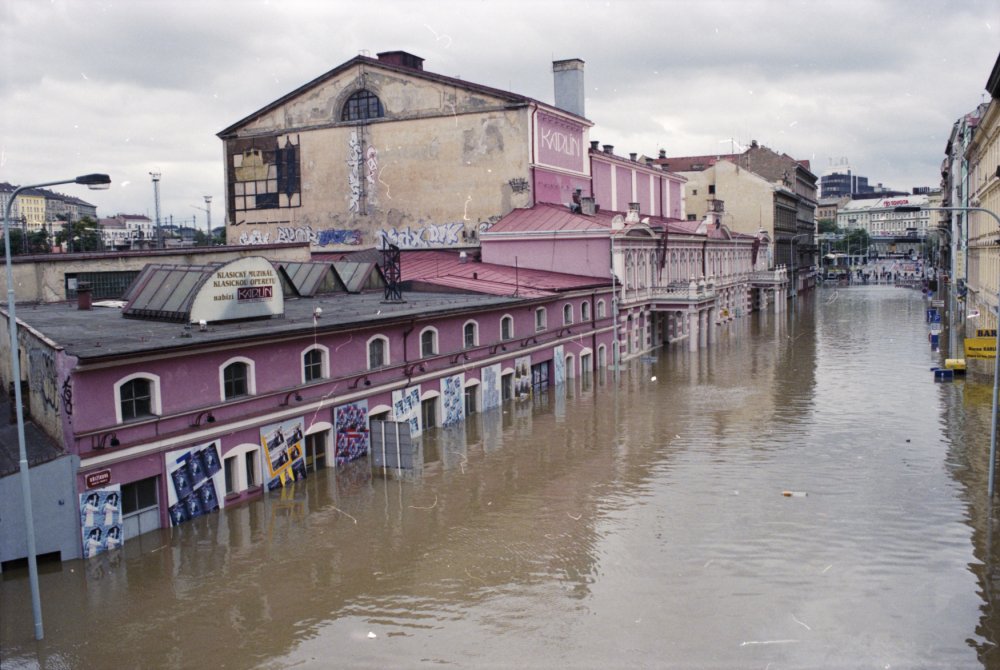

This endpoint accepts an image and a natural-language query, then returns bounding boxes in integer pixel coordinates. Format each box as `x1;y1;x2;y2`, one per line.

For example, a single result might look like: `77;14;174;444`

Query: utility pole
150;172;162;249
192;196;213;246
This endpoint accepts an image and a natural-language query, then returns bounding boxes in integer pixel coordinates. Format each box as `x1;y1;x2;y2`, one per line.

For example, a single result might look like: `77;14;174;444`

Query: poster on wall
335;400;369;464
259;417;307;490
80;484;123;558
441;373;465;426
481;363;502;411
166;441;225;526
553;345;566;386
392;385;422;438
514;355;532;399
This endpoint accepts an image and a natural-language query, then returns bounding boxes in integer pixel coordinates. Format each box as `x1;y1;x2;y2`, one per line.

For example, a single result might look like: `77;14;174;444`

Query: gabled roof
484;203;695;239
332;261;385;293
400;250;607;298
484;202;609;235
276;261;346;297
219;52;591;138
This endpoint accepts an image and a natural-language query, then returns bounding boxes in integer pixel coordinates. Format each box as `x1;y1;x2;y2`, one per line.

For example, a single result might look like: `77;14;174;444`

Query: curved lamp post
4;173;111;640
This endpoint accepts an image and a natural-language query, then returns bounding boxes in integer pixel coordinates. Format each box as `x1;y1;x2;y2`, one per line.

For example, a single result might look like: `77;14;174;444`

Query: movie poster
481;363;502;411
80;484;123;558
553;345;566;385
514;355;532;399
259;417;307;490
392;385;422;438
441;373;465;426
166;441;225;526
335;400;369;464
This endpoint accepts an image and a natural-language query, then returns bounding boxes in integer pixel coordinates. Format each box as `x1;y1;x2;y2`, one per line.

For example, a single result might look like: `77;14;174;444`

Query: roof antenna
513;256;519;297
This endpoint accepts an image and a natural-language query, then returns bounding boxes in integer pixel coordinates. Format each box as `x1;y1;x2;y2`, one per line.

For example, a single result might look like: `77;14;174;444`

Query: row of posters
166;441;224;526
80;484;123;558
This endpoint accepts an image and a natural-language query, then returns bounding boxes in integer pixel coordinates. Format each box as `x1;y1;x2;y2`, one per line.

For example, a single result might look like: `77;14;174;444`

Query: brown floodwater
3;285;1000;668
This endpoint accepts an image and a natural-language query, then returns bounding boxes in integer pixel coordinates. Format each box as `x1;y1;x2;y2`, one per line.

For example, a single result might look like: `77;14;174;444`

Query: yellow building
17;191;46;233
966;53;1000;330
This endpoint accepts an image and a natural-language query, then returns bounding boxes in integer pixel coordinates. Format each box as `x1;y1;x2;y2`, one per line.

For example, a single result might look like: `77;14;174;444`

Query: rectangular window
535;309;546;332
120;378;152;421
304;350;323;382
501;318;513;341
464;324;477;349
121;476;159;515
501;373;514;401
224;363;248;399
421;398;437;429
464;387;477;416
245;450;258;487
224;455;237;495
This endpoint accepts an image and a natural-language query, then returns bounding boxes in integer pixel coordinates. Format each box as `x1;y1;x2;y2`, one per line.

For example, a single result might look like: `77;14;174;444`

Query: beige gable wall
223;65;533;251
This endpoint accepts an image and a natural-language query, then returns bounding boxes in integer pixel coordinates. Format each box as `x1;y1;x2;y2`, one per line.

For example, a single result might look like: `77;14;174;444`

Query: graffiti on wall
239;230;272;245
381;221;465;248
28;347;59;411
348;131;362;213
275;225;365;246
508;177;530;194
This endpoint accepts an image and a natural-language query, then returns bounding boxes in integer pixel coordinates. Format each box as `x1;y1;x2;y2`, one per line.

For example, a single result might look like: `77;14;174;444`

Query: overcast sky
3;0;998;227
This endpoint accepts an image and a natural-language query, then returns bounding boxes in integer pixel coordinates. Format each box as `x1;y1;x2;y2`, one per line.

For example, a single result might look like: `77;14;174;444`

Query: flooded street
4;286;1000;668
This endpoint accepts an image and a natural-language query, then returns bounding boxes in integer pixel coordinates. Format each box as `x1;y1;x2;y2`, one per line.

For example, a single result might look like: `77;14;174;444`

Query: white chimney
553;58;585;118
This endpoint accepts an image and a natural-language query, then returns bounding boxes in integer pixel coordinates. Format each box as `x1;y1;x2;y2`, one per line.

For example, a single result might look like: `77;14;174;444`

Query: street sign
965;337;997;359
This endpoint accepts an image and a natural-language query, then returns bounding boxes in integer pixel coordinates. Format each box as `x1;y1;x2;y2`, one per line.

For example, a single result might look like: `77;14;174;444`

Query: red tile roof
400;250;607;297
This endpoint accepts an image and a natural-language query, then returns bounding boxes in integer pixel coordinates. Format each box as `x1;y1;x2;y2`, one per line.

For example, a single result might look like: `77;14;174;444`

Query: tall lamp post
893;205;1000;498
4;173;111;640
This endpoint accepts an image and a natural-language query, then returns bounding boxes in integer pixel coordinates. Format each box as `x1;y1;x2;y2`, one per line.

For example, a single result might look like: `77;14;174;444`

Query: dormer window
342;90;384;122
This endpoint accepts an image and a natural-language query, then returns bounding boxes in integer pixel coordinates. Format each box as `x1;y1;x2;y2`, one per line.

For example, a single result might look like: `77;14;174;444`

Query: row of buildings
1;50;811;567
939;52;1000;327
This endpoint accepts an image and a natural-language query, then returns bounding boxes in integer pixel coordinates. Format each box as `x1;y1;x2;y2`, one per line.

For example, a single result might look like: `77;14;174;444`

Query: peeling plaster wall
224;66;533;250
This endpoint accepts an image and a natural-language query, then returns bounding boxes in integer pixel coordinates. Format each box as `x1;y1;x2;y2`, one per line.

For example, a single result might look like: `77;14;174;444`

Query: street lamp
892;205;1000;498
3;173;111;640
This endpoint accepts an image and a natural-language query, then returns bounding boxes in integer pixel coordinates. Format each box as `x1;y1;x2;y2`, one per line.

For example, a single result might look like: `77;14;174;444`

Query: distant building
98;214;155;250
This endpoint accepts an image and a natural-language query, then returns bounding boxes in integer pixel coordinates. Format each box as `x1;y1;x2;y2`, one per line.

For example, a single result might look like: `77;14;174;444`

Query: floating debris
782;491;807;497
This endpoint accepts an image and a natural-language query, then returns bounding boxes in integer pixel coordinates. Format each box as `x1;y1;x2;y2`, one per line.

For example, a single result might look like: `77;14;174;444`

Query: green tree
817;218;837;234
56;216;103;252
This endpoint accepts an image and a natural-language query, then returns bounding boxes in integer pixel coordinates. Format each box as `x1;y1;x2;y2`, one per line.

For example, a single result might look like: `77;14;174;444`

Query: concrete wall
682;162;776;237
0;454;81;566
0;244;311;303
223;65;534;251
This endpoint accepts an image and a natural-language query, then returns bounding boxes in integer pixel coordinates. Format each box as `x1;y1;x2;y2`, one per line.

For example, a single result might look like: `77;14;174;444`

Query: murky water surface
5;286;1000;668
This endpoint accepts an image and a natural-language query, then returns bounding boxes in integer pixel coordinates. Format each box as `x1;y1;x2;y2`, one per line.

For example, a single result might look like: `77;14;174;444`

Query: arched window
535;307;547;332
563;303;573;325
581;301;591;321
597;299;606;319
420;327;438;357
463;321;478;349
221;358;255;400
501;315;514;341
302;346;329;383
368;335;389;370
341;89;384;122
114;373;162;423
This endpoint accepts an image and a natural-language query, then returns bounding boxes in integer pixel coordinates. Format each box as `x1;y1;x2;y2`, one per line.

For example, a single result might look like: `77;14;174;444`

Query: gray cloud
4;0;998;223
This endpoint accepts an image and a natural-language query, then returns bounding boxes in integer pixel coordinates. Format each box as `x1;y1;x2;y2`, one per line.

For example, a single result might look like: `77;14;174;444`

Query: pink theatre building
0;255;613;564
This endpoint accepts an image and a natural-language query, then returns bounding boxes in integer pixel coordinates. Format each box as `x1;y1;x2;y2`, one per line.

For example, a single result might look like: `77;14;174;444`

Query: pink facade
14;282;614;540
535;112;587;173
533;169;591;206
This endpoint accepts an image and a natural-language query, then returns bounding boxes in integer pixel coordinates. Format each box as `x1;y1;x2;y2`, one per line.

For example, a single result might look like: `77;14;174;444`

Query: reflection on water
4;286;1000;668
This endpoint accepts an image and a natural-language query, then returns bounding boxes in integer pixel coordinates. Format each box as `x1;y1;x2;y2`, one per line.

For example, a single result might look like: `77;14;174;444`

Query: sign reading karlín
189;256;285;323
